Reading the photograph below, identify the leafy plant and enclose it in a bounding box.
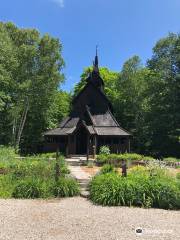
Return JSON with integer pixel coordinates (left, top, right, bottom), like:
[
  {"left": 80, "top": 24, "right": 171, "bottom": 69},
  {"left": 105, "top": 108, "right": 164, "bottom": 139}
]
[
  {"left": 12, "top": 178, "right": 45, "bottom": 199},
  {"left": 163, "top": 157, "right": 177, "bottom": 166},
  {"left": 51, "top": 177, "right": 80, "bottom": 197},
  {"left": 100, "top": 164, "right": 116, "bottom": 174},
  {"left": 99, "top": 146, "right": 110, "bottom": 155},
  {"left": 90, "top": 168, "right": 180, "bottom": 209},
  {"left": 176, "top": 172, "right": 180, "bottom": 180}
]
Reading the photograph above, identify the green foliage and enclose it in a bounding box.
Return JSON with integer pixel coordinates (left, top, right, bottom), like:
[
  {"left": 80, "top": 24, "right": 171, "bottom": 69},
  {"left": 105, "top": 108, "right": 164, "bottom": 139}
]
[
  {"left": 97, "top": 153, "right": 148, "bottom": 165},
  {"left": 100, "top": 164, "right": 116, "bottom": 174},
  {"left": 176, "top": 172, "right": 180, "bottom": 180},
  {"left": 57, "top": 155, "right": 70, "bottom": 177},
  {"left": 35, "top": 152, "right": 56, "bottom": 159},
  {"left": 163, "top": 157, "right": 178, "bottom": 164},
  {"left": 1, "top": 20, "right": 180, "bottom": 158},
  {"left": 143, "top": 156, "right": 155, "bottom": 162},
  {"left": 0, "top": 22, "right": 69, "bottom": 153},
  {"left": 90, "top": 168, "right": 180, "bottom": 209},
  {"left": 120, "top": 153, "right": 143, "bottom": 161},
  {"left": 0, "top": 147, "right": 74, "bottom": 198},
  {"left": 99, "top": 146, "right": 110, "bottom": 155},
  {"left": 0, "top": 146, "right": 18, "bottom": 161},
  {"left": 73, "top": 67, "right": 119, "bottom": 101},
  {"left": 12, "top": 178, "right": 46, "bottom": 199},
  {"left": 0, "top": 175, "right": 15, "bottom": 198},
  {"left": 73, "top": 33, "right": 180, "bottom": 158},
  {"left": 51, "top": 177, "right": 80, "bottom": 197},
  {"left": 47, "top": 91, "right": 70, "bottom": 129},
  {"left": 96, "top": 154, "right": 107, "bottom": 164},
  {"left": 11, "top": 159, "right": 53, "bottom": 179}
]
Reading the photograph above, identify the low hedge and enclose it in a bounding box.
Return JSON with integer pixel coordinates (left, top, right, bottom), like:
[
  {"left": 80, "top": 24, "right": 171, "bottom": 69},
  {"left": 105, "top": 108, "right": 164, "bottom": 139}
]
[
  {"left": 12, "top": 177, "right": 80, "bottom": 199},
  {"left": 90, "top": 168, "right": 180, "bottom": 209},
  {"left": 96, "top": 153, "right": 155, "bottom": 165}
]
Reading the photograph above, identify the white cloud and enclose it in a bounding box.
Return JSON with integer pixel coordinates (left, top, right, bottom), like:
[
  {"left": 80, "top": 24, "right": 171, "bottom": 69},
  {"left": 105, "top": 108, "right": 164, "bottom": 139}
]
[{"left": 51, "top": 0, "right": 64, "bottom": 8}]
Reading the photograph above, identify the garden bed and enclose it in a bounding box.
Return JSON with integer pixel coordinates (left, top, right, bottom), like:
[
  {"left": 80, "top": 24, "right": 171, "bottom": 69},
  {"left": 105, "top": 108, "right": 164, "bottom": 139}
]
[{"left": 0, "top": 147, "right": 80, "bottom": 199}]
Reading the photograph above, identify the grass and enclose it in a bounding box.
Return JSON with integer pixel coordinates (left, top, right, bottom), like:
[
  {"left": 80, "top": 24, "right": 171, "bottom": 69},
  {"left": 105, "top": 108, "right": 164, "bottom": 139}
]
[
  {"left": 90, "top": 165, "right": 180, "bottom": 210},
  {"left": 0, "top": 146, "right": 78, "bottom": 199}
]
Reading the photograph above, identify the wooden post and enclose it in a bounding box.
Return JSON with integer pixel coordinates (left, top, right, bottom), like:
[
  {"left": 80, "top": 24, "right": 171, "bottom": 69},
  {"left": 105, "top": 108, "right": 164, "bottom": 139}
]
[
  {"left": 128, "top": 138, "right": 131, "bottom": 153},
  {"left": 122, "top": 160, "right": 127, "bottom": 177},
  {"left": 87, "top": 135, "right": 90, "bottom": 163},
  {"left": 93, "top": 135, "right": 97, "bottom": 159},
  {"left": 55, "top": 147, "right": 60, "bottom": 182},
  {"left": 66, "top": 136, "right": 70, "bottom": 157}
]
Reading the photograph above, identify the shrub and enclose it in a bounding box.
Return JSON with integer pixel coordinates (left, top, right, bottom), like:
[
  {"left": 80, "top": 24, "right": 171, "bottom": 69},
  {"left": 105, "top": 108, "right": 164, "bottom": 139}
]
[
  {"left": 54, "top": 155, "right": 70, "bottom": 177},
  {"left": 11, "top": 159, "right": 53, "bottom": 179},
  {"left": 96, "top": 153, "right": 145, "bottom": 165},
  {"left": 96, "top": 154, "right": 108, "bottom": 164},
  {"left": 90, "top": 169, "right": 180, "bottom": 209},
  {"left": 0, "top": 175, "right": 15, "bottom": 198},
  {"left": 0, "top": 146, "right": 18, "bottom": 162},
  {"left": 129, "top": 165, "right": 148, "bottom": 175},
  {"left": 143, "top": 156, "right": 155, "bottom": 163},
  {"left": 163, "top": 157, "right": 178, "bottom": 167},
  {"left": 36, "top": 152, "right": 56, "bottom": 159},
  {"left": 99, "top": 146, "right": 110, "bottom": 155},
  {"left": 122, "top": 153, "right": 143, "bottom": 161},
  {"left": 100, "top": 164, "right": 116, "bottom": 174},
  {"left": 12, "top": 178, "right": 45, "bottom": 199},
  {"left": 176, "top": 172, "right": 180, "bottom": 180},
  {"left": 51, "top": 177, "right": 80, "bottom": 197}
]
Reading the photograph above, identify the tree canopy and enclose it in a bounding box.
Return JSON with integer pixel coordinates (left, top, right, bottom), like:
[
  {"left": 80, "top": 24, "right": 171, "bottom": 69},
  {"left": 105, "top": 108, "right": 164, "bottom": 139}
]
[
  {"left": 0, "top": 21, "right": 179, "bottom": 157},
  {"left": 74, "top": 35, "right": 180, "bottom": 157},
  {"left": 0, "top": 22, "right": 69, "bottom": 153}
]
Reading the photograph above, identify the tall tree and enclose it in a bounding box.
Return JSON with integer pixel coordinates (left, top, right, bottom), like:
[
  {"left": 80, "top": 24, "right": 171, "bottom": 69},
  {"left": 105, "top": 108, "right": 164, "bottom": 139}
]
[
  {"left": 0, "top": 22, "right": 66, "bottom": 153},
  {"left": 114, "top": 56, "right": 151, "bottom": 153},
  {"left": 146, "top": 33, "right": 180, "bottom": 157}
]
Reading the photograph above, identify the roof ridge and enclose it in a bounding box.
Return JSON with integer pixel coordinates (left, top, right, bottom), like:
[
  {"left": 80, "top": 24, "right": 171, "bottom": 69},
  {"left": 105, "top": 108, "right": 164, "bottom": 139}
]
[
  {"left": 85, "top": 106, "right": 98, "bottom": 134},
  {"left": 107, "top": 109, "right": 120, "bottom": 127},
  {"left": 60, "top": 117, "right": 70, "bottom": 129},
  {"left": 85, "top": 105, "right": 95, "bottom": 126}
]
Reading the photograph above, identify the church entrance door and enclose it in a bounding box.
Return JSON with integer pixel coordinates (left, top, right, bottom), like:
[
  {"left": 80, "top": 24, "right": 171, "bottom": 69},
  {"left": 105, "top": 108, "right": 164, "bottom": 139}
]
[{"left": 76, "top": 126, "right": 87, "bottom": 154}]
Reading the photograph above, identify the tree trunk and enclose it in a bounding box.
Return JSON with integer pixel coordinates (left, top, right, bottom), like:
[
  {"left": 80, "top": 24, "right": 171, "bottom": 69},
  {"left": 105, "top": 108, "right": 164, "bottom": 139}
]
[{"left": 15, "top": 97, "right": 29, "bottom": 153}]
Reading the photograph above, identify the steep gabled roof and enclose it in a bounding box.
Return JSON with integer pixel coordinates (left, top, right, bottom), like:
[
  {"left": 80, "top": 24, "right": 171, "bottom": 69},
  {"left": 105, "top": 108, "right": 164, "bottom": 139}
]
[
  {"left": 72, "top": 81, "right": 113, "bottom": 112},
  {"left": 90, "top": 110, "right": 118, "bottom": 127}
]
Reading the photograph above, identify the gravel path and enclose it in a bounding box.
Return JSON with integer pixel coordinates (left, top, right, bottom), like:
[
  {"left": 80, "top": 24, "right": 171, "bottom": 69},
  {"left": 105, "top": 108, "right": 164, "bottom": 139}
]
[{"left": 0, "top": 197, "right": 179, "bottom": 240}]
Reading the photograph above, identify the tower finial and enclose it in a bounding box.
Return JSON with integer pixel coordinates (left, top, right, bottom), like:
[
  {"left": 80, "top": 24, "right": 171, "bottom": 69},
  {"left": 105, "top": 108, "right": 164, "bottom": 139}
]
[{"left": 93, "top": 45, "right": 99, "bottom": 72}]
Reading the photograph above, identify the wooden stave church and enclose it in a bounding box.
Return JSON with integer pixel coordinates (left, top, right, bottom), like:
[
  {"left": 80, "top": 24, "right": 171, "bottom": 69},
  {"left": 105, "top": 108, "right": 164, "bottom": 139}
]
[{"left": 44, "top": 52, "right": 131, "bottom": 157}]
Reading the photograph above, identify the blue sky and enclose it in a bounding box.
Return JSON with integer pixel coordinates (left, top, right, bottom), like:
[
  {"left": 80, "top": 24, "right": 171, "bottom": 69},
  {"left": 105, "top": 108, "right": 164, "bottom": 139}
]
[{"left": 1, "top": 0, "right": 180, "bottom": 91}]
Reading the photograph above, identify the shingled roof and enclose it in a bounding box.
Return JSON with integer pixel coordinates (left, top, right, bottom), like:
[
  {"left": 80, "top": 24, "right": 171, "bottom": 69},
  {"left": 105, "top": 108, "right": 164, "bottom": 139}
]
[{"left": 45, "top": 108, "right": 130, "bottom": 137}]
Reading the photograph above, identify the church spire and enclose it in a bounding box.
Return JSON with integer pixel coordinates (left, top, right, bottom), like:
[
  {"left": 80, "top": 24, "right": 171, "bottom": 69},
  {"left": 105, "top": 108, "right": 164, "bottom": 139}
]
[
  {"left": 93, "top": 45, "right": 99, "bottom": 73},
  {"left": 88, "top": 46, "right": 104, "bottom": 90}
]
